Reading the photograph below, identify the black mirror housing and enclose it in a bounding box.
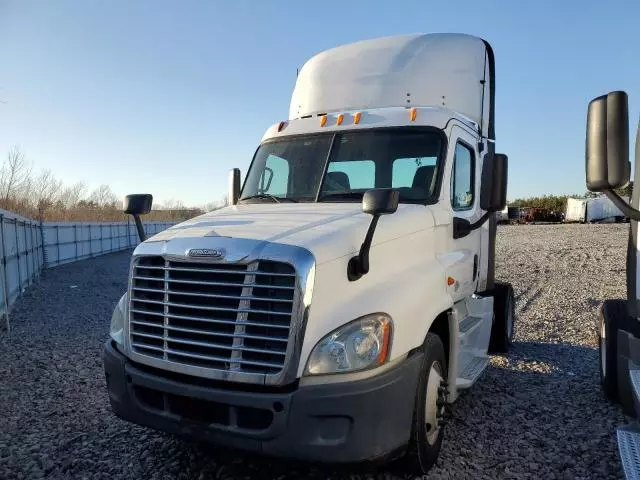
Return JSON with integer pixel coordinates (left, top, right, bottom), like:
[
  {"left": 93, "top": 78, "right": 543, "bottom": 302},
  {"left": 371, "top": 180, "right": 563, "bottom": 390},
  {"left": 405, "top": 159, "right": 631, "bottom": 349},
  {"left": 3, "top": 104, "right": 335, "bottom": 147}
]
[
  {"left": 362, "top": 188, "right": 400, "bottom": 215},
  {"left": 124, "top": 194, "right": 153, "bottom": 215},
  {"left": 348, "top": 188, "right": 400, "bottom": 281},
  {"left": 586, "top": 91, "right": 630, "bottom": 191},
  {"left": 229, "top": 168, "right": 241, "bottom": 205},
  {"left": 480, "top": 153, "right": 508, "bottom": 212}
]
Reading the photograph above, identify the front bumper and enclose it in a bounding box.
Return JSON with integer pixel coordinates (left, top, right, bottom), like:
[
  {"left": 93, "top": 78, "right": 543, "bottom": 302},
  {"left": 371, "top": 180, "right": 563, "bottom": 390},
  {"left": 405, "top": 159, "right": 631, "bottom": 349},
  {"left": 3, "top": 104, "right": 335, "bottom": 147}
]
[{"left": 103, "top": 340, "right": 422, "bottom": 463}]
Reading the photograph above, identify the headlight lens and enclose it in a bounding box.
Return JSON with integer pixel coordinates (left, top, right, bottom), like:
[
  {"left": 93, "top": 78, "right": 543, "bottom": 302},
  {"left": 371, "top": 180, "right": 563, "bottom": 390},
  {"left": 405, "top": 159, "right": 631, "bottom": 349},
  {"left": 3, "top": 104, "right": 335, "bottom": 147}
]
[
  {"left": 305, "top": 313, "right": 392, "bottom": 375},
  {"left": 110, "top": 293, "right": 128, "bottom": 346}
]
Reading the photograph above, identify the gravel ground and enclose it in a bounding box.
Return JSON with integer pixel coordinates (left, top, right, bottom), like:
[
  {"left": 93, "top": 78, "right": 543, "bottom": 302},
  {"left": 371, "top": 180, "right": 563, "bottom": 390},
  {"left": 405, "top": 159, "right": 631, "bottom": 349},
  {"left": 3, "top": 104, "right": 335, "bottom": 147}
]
[{"left": 0, "top": 224, "right": 631, "bottom": 479}]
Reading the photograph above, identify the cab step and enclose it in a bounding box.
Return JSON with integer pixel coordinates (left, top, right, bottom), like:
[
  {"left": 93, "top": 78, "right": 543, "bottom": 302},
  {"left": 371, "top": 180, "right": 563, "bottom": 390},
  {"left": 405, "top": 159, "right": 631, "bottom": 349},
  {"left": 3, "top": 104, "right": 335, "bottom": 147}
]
[
  {"left": 456, "top": 355, "right": 489, "bottom": 390},
  {"left": 617, "top": 424, "right": 640, "bottom": 480},
  {"left": 458, "top": 314, "right": 482, "bottom": 334}
]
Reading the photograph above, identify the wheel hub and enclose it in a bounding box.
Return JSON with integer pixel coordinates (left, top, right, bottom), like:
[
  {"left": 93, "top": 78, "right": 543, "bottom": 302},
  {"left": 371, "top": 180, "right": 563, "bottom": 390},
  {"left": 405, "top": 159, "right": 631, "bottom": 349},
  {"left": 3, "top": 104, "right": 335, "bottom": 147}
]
[{"left": 424, "top": 362, "right": 448, "bottom": 445}]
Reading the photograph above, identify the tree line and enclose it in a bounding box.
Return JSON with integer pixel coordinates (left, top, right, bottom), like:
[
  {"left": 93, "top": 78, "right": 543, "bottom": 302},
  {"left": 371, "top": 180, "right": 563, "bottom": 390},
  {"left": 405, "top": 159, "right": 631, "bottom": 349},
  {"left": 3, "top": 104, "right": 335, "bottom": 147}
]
[
  {"left": 1, "top": 146, "right": 224, "bottom": 222},
  {"left": 508, "top": 183, "right": 633, "bottom": 212}
]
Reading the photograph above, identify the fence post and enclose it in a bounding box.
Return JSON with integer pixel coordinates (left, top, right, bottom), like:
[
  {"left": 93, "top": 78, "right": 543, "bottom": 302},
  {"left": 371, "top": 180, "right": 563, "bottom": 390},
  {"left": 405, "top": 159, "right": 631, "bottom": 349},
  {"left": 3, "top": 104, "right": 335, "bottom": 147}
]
[
  {"left": 73, "top": 224, "right": 77, "bottom": 262},
  {"left": 54, "top": 224, "right": 60, "bottom": 267},
  {"left": 24, "top": 221, "right": 31, "bottom": 287},
  {"left": 39, "top": 221, "right": 47, "bottom": 268},
  {"left": 29, "top": 222, "right": 37, "bottom": 281},
  {"left": 89, "top": 224, "right": 93, "bottom": 258},
  {"left": 13, "top": 220, "right": 22, "bottom": 294},
  {"left": 0, "top": 216, "right": 10, "bottom": 334}
]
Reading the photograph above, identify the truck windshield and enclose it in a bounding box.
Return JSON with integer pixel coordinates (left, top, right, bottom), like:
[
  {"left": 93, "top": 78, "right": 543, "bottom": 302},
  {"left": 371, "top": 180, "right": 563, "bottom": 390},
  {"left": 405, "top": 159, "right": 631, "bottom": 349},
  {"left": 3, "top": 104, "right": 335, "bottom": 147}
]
[{"left": 240, "top": 128, "right": 443, "bottom": 204}]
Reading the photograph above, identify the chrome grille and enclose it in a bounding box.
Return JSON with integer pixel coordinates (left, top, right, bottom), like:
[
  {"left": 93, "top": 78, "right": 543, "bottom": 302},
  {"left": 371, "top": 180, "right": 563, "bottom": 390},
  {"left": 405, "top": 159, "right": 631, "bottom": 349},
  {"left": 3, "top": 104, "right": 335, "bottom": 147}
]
[{"left": 128, "top": 256, "right": 296, "bottom": 375}]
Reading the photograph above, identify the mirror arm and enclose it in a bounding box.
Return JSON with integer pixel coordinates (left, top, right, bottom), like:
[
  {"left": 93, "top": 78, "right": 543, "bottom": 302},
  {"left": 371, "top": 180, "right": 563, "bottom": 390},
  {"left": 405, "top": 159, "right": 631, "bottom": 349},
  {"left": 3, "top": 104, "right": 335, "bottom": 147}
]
[
  {"left": 132, "top": 214, "right": 146, "bottom": 242},
  {"left": 604, "top": 190, "right": 640, "bottom": 221},
  {"left": 348, "top": 215, "right": 380, "bottom": 281},
  {"left": 470, "top": 211, "right": 491, "bottom": 229},
  {"left": 453, "top": 211, "right": 491, "bottom": 239}
]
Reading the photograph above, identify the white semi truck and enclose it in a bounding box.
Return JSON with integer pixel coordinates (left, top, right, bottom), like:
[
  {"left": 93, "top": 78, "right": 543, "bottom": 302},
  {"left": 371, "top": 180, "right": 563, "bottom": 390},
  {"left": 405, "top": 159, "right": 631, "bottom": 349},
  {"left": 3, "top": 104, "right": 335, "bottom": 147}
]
[
  {"left": 104, "top": 33, "right": 514, "bottom": 473},
  {"left": 585, "top": 91, "right": 640, "bottom": 478}
]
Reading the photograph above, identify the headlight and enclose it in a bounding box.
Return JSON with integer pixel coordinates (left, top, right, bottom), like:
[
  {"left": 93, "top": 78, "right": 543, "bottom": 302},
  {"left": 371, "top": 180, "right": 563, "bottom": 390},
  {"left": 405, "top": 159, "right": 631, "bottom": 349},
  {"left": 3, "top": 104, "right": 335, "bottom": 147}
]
[
  {"left": 305, "top": 313, "right": 392, "bottom": 375},
  {"left": 110, "top": 293, "right": 128, "bottom": 346}
]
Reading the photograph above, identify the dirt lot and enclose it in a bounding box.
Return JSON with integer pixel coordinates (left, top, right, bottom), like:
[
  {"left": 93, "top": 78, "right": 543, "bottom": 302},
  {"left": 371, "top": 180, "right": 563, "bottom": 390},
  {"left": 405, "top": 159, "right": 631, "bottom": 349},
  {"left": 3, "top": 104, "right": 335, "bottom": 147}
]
[{"left": 0, "top": 224, "right": 630, "bottom": 479}]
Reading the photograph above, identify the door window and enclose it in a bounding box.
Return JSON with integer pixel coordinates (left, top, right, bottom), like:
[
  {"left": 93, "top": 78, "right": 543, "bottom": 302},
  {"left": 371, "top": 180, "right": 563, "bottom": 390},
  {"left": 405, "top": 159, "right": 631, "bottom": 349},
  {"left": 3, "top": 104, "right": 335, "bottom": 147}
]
[{"left": 451, "top": 143, "right": 475, "bottom": 210}]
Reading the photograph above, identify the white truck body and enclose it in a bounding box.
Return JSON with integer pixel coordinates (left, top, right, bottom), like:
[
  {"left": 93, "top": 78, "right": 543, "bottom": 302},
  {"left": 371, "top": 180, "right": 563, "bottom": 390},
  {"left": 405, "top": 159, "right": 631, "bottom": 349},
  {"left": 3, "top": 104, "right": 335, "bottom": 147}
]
[
  {"left": 104, "top": 33, "right": 512, "bottom": 472},
  {"left": 565, "top": 196, "right": 628, "bottom": 222}
]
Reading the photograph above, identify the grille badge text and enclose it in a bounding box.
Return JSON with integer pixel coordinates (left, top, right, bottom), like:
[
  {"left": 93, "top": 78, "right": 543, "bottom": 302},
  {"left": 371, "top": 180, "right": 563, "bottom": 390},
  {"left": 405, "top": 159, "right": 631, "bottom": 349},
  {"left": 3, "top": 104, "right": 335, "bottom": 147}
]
[{"left": 187, "top": 248, "right": 225, "bottom": 259}]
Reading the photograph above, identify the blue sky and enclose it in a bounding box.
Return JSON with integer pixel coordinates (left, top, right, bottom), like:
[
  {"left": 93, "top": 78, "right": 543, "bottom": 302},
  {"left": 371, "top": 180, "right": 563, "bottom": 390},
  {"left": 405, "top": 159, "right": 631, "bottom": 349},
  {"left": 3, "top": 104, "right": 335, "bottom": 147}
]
[{"left": 0, "top": 0, "right": 638, "bottom": 207}]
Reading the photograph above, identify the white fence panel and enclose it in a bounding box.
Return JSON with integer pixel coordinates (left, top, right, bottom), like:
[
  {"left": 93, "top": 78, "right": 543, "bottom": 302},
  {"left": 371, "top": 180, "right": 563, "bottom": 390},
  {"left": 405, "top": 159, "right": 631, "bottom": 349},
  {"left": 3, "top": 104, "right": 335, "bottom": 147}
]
[
  {"left": 0, "top": 209, "right": 45, "bottom": 332},
  {"left": 0, "top": 212, "right": 175, "bottom": 332},
  {"left": 42, "top": 221, "right": 175, "bottom": 268}
]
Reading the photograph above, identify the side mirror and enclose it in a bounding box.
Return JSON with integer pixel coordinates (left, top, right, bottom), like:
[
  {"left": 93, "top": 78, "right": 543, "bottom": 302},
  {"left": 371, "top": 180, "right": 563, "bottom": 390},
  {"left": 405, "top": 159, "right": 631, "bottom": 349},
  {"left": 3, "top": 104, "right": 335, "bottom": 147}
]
[
  {"left": 124, "top": 194, "right": 153, "bottom": 215},
  {"left": 348, "top": 188, "right": 399, "bottom": 281},
  {"left": 586, "top": 91, "right": 630, "bottom": 191},
  {"left": 228, "top": 168, "right": 241, "bottom": 205},
  {"left": 123, "top": 194, "right": 153, "bottom": 242},
  {"left": 362, "top": 188, "right": 400, "bottom": 215},
  {"left": 480, "top": 153, "right": 508, "bottom": 212}
]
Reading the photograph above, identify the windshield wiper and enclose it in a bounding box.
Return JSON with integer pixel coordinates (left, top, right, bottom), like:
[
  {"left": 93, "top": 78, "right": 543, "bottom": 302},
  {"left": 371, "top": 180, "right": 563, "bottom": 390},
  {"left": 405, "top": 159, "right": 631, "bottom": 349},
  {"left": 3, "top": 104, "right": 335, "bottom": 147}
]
[
  {"left": 318, "top": 192, "right": 364, "bottom": 202},
  {"left": 240, "top": 194, "right": 298, "bottom": 203}
]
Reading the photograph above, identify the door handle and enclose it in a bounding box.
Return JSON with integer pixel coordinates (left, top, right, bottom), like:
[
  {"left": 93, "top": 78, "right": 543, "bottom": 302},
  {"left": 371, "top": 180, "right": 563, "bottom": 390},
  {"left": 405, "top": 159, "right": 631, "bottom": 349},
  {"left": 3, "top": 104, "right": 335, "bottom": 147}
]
[{"left": 473, "top": 254, "right": 478, "bottom": 280}]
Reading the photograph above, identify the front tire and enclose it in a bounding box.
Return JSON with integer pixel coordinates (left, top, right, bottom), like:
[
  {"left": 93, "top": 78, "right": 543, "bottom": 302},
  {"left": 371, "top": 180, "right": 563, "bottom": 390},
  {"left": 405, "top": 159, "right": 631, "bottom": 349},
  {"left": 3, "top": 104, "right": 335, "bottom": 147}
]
[
  {"left": 489, "top": 282, "right": 515, "bottom": 354},
  {"left": 406, "top": 333, "right": 448, "bottom": 474},
  {"left": 599, "top": 300, "right": 621, "bottom": 402}
]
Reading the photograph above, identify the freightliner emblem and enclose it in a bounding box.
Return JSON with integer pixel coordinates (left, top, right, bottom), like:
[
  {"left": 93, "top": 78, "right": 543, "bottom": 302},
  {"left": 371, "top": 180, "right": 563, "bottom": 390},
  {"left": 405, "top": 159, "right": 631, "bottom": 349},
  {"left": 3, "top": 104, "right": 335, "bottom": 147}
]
[{"left": 187, "top": 248, "right": 225, "bottom": 259}]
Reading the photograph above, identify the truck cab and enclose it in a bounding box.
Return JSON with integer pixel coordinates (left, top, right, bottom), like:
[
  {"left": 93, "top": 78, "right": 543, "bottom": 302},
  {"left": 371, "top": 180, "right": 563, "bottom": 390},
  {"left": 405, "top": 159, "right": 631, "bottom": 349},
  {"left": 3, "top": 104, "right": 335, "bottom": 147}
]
[
  {"left": 584, "top": 91, "right": 640, "bottom": 478},
  {"left": 103, "top": 33, "right": 513, "bottom": 473}
]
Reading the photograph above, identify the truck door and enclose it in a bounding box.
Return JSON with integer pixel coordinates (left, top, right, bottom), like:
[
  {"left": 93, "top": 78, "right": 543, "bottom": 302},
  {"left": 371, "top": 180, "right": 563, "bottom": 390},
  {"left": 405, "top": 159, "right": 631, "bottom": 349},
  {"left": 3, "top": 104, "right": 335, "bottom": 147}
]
[{"left": 447, "top": 125, "right": 483, "bottom": 300}]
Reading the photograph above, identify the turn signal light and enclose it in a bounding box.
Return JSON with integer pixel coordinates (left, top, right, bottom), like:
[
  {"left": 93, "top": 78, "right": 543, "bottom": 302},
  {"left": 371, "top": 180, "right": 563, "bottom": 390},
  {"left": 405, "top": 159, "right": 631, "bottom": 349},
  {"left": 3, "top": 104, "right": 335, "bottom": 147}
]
[{"left": 447, "top": 276, "right": 455, "bottom": 286}]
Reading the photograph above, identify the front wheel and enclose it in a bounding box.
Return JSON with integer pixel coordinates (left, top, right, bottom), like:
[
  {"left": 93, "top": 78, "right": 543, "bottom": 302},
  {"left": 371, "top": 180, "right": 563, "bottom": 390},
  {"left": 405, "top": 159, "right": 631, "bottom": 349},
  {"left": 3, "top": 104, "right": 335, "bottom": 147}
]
[
  {"left": 405, "top": 333, "right": 448, "bottom": 474},
  {"left": 489, "top": 282, "right": 515, "bottom": 354},
  {"left": 599, "top": 300, "right": 621, "bottom": 402}
]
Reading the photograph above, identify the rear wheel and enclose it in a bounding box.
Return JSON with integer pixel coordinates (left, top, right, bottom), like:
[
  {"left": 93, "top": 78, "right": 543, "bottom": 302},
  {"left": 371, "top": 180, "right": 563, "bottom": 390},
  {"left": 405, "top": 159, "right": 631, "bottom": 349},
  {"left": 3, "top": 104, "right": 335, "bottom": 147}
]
[
  {"left": 600, "top": 300, "right": 621, "bottom": 402},
  {"left": 405, "top": 333, "right": 448, "bottom": 474},
  {"left": 489, "top": 282, "right": 515, "bottom": 354}
]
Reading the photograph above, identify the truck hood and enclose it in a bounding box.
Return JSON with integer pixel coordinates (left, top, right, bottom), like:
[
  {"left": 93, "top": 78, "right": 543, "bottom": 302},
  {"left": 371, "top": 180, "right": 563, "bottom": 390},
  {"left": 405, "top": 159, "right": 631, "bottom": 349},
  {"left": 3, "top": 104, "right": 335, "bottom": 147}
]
[{"left": 147, "top": 203, "right": 434, "bottom": 265}]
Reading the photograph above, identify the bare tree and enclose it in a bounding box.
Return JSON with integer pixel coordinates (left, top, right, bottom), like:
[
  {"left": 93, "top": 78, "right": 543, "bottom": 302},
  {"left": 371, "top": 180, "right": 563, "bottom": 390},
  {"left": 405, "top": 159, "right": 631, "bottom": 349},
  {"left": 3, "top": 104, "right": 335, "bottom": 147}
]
[
  {"left": 32, "top": 169, "right": 63, "bottom": 219},
  {"left": 59, "top": 181, "right": 88, "bottom": 208},
  {"left": 89, "top": 184, "right": 117, "bottom": 207},
  {"left": 1, "top": 146, "right": 31, "bottom": 203}
]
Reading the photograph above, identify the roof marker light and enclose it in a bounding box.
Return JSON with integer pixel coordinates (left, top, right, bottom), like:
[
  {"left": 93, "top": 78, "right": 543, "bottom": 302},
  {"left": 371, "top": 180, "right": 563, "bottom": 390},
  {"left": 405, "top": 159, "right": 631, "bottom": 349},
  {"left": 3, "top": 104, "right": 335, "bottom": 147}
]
[
  {"left": 277, "top": 121, "right": 287, "bottom": 132},
  {"left": 320, "top": 115, "right": 327, "bottom": 127},
  {"left": 336, "top": 114, "right": 344, "bottom": 126},
  {"left": 409, "top": 108, "right": 417, "bottom": 122},
  {"left": 353, "top": 112, "right": 362, "bottom": 124}
]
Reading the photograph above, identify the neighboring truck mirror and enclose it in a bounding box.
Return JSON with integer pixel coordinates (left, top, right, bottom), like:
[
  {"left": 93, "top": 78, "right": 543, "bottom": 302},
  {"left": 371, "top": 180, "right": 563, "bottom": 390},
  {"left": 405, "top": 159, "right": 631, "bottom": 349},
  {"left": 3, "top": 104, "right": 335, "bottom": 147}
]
[
  {"left": 586, "top": 91, "right": 630, "bottom": 191},
  {"left": 348, "top": 188, "right": 399, "bottom": 281},
  {"left": 480, "top": 153, "right": 508, "bottom": 212},
  {"left": 123, "top": 194, "right": 153, "bottom": 243},
  {"left": 583, "top": 90, "right": 640, "bottom": 221},
  {"left": 229, "top": 168, "right": 241, "bottom": 205}
]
